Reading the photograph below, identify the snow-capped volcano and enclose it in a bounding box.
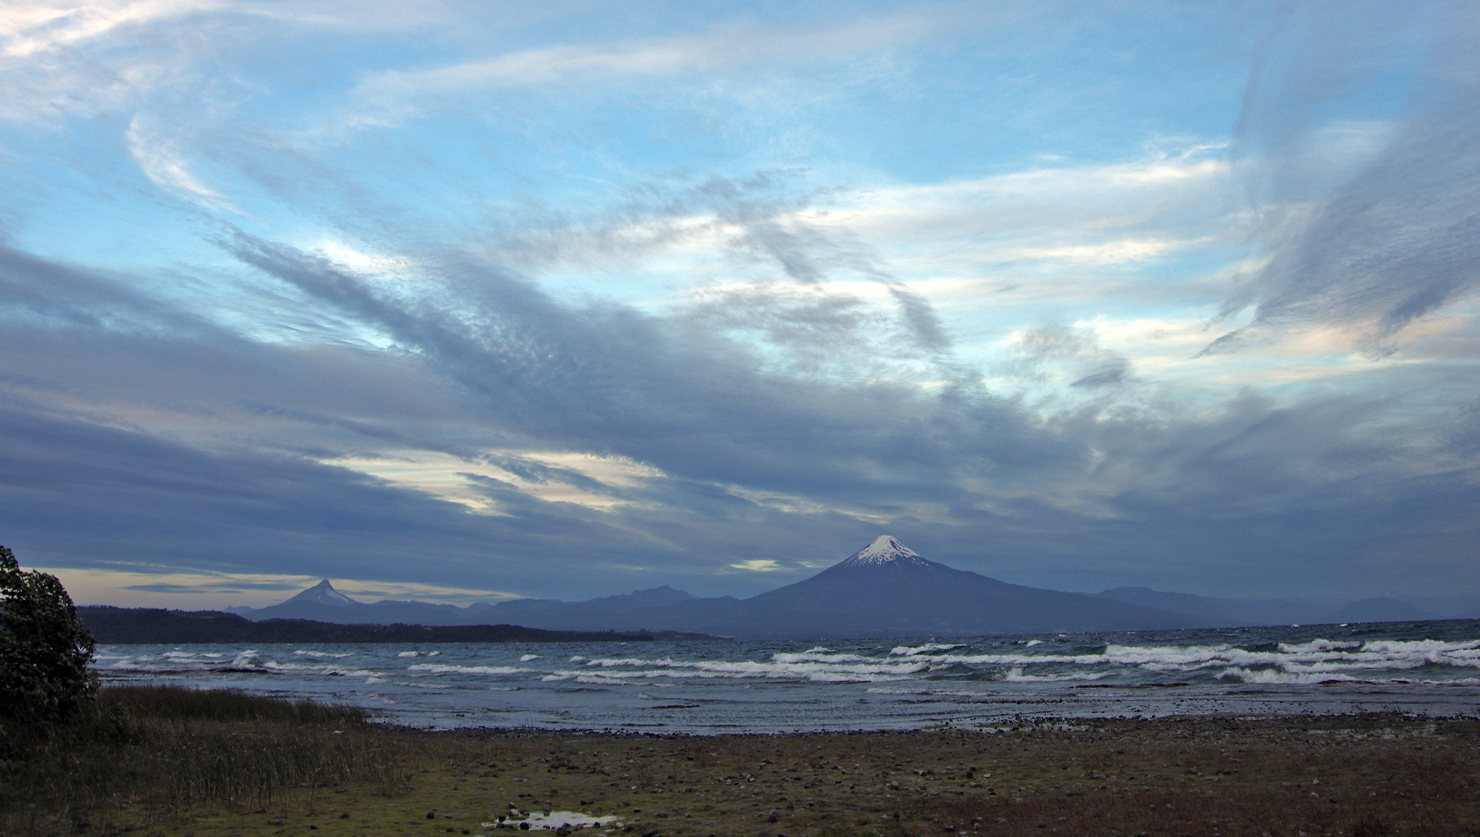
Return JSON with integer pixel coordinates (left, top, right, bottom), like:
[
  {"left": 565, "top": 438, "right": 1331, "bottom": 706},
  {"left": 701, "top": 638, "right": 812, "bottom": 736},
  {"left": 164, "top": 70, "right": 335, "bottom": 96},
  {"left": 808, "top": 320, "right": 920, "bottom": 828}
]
[
  {"left": 286, "top": 579, "right": 360, "bottom": 607},
  {"left": 836, "top": 535, "right": 931, "bottom": 569},
  {"left": 734, "top": 534, "right": 1205, "bottom": 637}
]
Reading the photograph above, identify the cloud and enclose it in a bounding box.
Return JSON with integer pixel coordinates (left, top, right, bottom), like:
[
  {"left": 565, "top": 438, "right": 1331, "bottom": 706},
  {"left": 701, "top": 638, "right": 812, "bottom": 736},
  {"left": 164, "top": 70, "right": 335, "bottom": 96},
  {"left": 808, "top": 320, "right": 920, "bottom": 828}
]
[
  {"left": 0, "top": 0, "right": 215, "bottom": 59},
  {"left": 1004, "top": 324, "right": 1133, "bottom": 392},
  {"left": 127, "top": 113, "right": 237, "bottom": 209},
  {"left": 227, "top": 230, "right": 1073, "bottom": 502},
  {"left": 1210, "top": 1, "right": 1480, "bottom": 354},
  {"left": 2, "top": 235, "right": 1478, "bottom": 600},
  {"left": 729, "top": 559, "right": 783, "bottom": 572},
  {"left": 2, "top": 2, "right": 1478, "bottom": 606},
  {"left": 345, "top": 15, "right": 932, "bottom": 126}
]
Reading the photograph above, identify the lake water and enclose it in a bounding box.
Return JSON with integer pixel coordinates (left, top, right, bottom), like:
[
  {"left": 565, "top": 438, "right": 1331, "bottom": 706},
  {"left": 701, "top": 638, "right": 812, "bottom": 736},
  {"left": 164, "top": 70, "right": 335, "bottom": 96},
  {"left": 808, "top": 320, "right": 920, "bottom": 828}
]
[{"left": 95, "top": 619, "right": 1480, "bottom": 733}]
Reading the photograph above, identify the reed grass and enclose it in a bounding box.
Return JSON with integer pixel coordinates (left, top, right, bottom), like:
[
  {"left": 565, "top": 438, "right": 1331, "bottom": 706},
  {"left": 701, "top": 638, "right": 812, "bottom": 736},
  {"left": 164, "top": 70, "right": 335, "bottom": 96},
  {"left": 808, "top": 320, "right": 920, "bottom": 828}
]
[
  {"left": 97, "top": 683, "right": 369, "bottom": 723},
  {"left": 0, "top": 685, "right": 410, "bottom": 836}
]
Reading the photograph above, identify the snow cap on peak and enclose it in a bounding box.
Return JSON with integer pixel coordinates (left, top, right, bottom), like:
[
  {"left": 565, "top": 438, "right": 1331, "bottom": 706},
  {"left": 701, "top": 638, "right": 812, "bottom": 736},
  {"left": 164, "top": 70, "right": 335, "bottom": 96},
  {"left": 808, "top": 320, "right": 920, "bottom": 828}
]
[
  {"left": 839, "top": 535, "right": 926, "bottom": 567},
  {"left": 288, "top": 578, "right": 359, "bottom": 606}
]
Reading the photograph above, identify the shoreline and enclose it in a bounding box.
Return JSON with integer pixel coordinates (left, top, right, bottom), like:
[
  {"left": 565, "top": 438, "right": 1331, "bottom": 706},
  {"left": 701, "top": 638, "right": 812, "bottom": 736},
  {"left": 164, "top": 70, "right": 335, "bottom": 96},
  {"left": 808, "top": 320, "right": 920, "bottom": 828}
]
[
  {"left": 90, "top": 623, "right": 1480, "bottom": 735},
  {"left": 84, "top": 710, "right": 1480, "bottom": 836},
  {"left": 95, "top": 666, "right": 1480, "bottom": 736}
]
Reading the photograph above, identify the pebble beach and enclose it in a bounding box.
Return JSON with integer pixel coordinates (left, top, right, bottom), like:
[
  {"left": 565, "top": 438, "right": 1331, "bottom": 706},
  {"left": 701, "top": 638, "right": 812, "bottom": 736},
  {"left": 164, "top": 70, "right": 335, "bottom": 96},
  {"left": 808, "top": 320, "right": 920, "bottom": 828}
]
[{"left": 117, "top": 713, "right": 1479, "bottom": 837}]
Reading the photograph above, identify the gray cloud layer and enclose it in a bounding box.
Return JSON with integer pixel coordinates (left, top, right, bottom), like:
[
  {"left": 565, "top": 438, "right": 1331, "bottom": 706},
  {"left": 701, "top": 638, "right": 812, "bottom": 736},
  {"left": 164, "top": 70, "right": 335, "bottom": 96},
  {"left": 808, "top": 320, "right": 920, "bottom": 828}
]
[
  {"left": 1211, "top": 1, "right": 1480, "bottom": 354},
  {"left": 1, "top": 2, "right": 1477, "bottom": 603},
  {"left": 4, "top": 218, "right": 1477, "bottom": 599}
]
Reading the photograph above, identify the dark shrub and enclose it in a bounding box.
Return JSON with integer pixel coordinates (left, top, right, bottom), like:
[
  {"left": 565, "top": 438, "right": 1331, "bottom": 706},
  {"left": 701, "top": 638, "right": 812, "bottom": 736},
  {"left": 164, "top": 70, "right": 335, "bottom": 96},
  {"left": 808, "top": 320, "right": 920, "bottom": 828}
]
[{"left": 0, "top": 545, "right": 97, "bottom": 721}]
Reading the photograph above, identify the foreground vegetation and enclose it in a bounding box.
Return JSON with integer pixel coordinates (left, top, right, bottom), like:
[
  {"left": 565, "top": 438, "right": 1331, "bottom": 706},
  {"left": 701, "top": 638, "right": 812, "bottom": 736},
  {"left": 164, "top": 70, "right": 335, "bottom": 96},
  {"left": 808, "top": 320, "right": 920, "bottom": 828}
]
[
  {"left": 1, "top": 545, "right": 97, "bottom": 723},
  {"left": 0, "top": 685, "right": 407, "bottom": 835},
  {"left": 4, "top": 687, "right": 1479, "bottom": 837}
]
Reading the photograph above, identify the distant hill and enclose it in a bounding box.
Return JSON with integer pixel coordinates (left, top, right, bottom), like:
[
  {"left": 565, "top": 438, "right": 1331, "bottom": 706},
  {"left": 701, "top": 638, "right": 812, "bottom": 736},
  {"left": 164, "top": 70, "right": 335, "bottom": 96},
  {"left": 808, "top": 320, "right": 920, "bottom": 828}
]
[
  {"left": 237, "top": 580, "right": 498, "bottom": 626},
  {"left": 486, "top": 585, "right": 730, "bottom": 632},
  {"left": 77, "top": 606, "right": 708, "bottom": 644},
  {"left": 1321, "top": 596, "right": 1436, "bottom": 625},
  {"left": 1096, "top": 587, "right": 1457, "bottom": 628},
  {"left": 1097, "top": 587, "right": 1327, "bottom": 627}
]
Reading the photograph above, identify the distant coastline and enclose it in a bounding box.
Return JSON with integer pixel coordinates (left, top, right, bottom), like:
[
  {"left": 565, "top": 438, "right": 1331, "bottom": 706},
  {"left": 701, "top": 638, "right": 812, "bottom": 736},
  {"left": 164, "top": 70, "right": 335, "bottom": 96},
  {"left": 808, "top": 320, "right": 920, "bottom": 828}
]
[
  {"left": 187, "top": 540, "right": 1471, "bottom": 640},
  {"left": 77, "top": 605, "right": 717, "bottom": 644}
]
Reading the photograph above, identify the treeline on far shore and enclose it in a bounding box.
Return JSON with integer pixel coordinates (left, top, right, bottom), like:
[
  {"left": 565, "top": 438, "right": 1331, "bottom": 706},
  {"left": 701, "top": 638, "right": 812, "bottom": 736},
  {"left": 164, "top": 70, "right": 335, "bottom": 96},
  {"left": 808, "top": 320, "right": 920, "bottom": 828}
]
[{"left": 76, "top": 606, "right": 714, "bottom": 644}]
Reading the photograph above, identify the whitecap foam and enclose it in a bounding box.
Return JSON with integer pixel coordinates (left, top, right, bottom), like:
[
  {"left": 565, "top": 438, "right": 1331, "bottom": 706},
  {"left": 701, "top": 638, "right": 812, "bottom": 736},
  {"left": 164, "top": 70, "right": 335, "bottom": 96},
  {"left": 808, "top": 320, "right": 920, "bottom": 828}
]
[
  {"left": 1278, "top": 639, "right": 1363, "bottom": 654},
  {"left": 1217, "top": 667, "right": 1363, "bottom": 685},
  {"left": 227, "top": 651, "right": 264, "bottom": 669},
  {"left": 890, "top": 643, "right": 964, "bottom": 656},
  {"left": 406, "top": 664, "right": 527, "bottom": 675},
  {"left": 562, "top": 655, "right": 930, "bottom": 683},
  {"left": 1002, "top": 667, "right": 1113, "bottom": 683},
  {"left": 771, "top": 650, "right": 876, "bottom": 664}
]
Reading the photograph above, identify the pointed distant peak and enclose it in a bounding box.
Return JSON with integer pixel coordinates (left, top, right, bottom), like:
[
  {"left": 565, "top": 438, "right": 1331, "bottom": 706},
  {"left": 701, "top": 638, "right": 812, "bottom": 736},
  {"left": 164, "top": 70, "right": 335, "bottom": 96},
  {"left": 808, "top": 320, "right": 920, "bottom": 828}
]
[
  {"left": 285, "top": 578, "right": 359, "bottom": 607},
  {"left": 837, "top": 536, "right": 929, "bottom": 568}
]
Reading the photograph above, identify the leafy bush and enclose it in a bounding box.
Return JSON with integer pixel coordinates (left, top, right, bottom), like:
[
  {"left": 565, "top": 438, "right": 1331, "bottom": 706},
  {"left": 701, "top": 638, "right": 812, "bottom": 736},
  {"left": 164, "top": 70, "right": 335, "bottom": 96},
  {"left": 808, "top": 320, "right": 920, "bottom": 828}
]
[{"left": 0, "top": 545, "right": 97, "bottom": 721}]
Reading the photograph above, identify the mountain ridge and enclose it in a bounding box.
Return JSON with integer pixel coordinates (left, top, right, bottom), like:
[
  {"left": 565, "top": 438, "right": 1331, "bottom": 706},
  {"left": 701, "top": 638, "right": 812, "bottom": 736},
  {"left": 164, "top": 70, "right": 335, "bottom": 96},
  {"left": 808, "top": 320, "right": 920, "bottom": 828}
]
[
  {"left": 230, "top": 538, "right": 1207, "bottom": 637},
  {"left": 200, "top": 537, "right": 1472, "bottom": 638}
]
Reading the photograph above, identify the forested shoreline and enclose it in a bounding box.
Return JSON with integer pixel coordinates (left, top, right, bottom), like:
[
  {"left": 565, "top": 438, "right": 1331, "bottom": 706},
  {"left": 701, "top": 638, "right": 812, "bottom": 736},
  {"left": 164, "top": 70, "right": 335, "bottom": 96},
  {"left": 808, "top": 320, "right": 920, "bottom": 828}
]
[{"left": 77, "top": 606, "right": 711, "bottom": 644}]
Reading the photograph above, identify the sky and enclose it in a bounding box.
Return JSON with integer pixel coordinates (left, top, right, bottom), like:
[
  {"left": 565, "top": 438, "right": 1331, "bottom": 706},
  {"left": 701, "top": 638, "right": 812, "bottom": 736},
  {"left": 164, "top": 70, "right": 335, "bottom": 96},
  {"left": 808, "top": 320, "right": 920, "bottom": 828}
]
[{"left": 2, "top": 0, "right": 1478, "bottom": 610}]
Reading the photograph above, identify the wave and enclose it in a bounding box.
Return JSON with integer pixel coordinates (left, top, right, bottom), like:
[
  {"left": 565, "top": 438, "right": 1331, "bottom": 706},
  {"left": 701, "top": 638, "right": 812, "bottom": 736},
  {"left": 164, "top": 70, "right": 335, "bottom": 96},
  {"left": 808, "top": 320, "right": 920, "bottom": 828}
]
[
  {"left": 1277, "top": 639, "right": 1363, "bottom": 654},
  {"left": 560, "top": 655, "right": 932, "bottom": 683},
  {"left": 1002, "top": 667, "right": 1113, "bottom": 683},
  {"left": 1216, "top": 667, "right": 1368, "bottom": 685},
  {"left": 91, "top": 629, "right": 1480, "bottom": 718},
  {"left": 406, "top": 664, "right": 530, "bottom": 675},
  {"left": 890, "top": 643, "right": 964, "bottom": 656},
  {"left": 771, "top": 650, "right": 877, "bottom": 664},
  {"left": 501, "top": 636, "right": 1480, "bottom": 689}
]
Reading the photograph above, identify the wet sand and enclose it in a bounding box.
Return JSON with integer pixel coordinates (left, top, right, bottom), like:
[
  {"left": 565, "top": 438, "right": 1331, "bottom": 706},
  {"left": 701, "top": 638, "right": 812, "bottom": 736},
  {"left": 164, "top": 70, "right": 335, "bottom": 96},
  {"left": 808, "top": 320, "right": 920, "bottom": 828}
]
[{"left": 104, "top": 714, "right": 1480, "bottom": 836}]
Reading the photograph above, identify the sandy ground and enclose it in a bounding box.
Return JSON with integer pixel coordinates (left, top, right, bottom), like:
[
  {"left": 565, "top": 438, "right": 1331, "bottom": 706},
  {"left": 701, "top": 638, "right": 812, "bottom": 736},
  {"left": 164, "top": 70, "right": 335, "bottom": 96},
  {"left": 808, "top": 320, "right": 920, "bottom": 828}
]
[{"left": 94, "top": 714, "right": 1480, "bottom": 837}]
